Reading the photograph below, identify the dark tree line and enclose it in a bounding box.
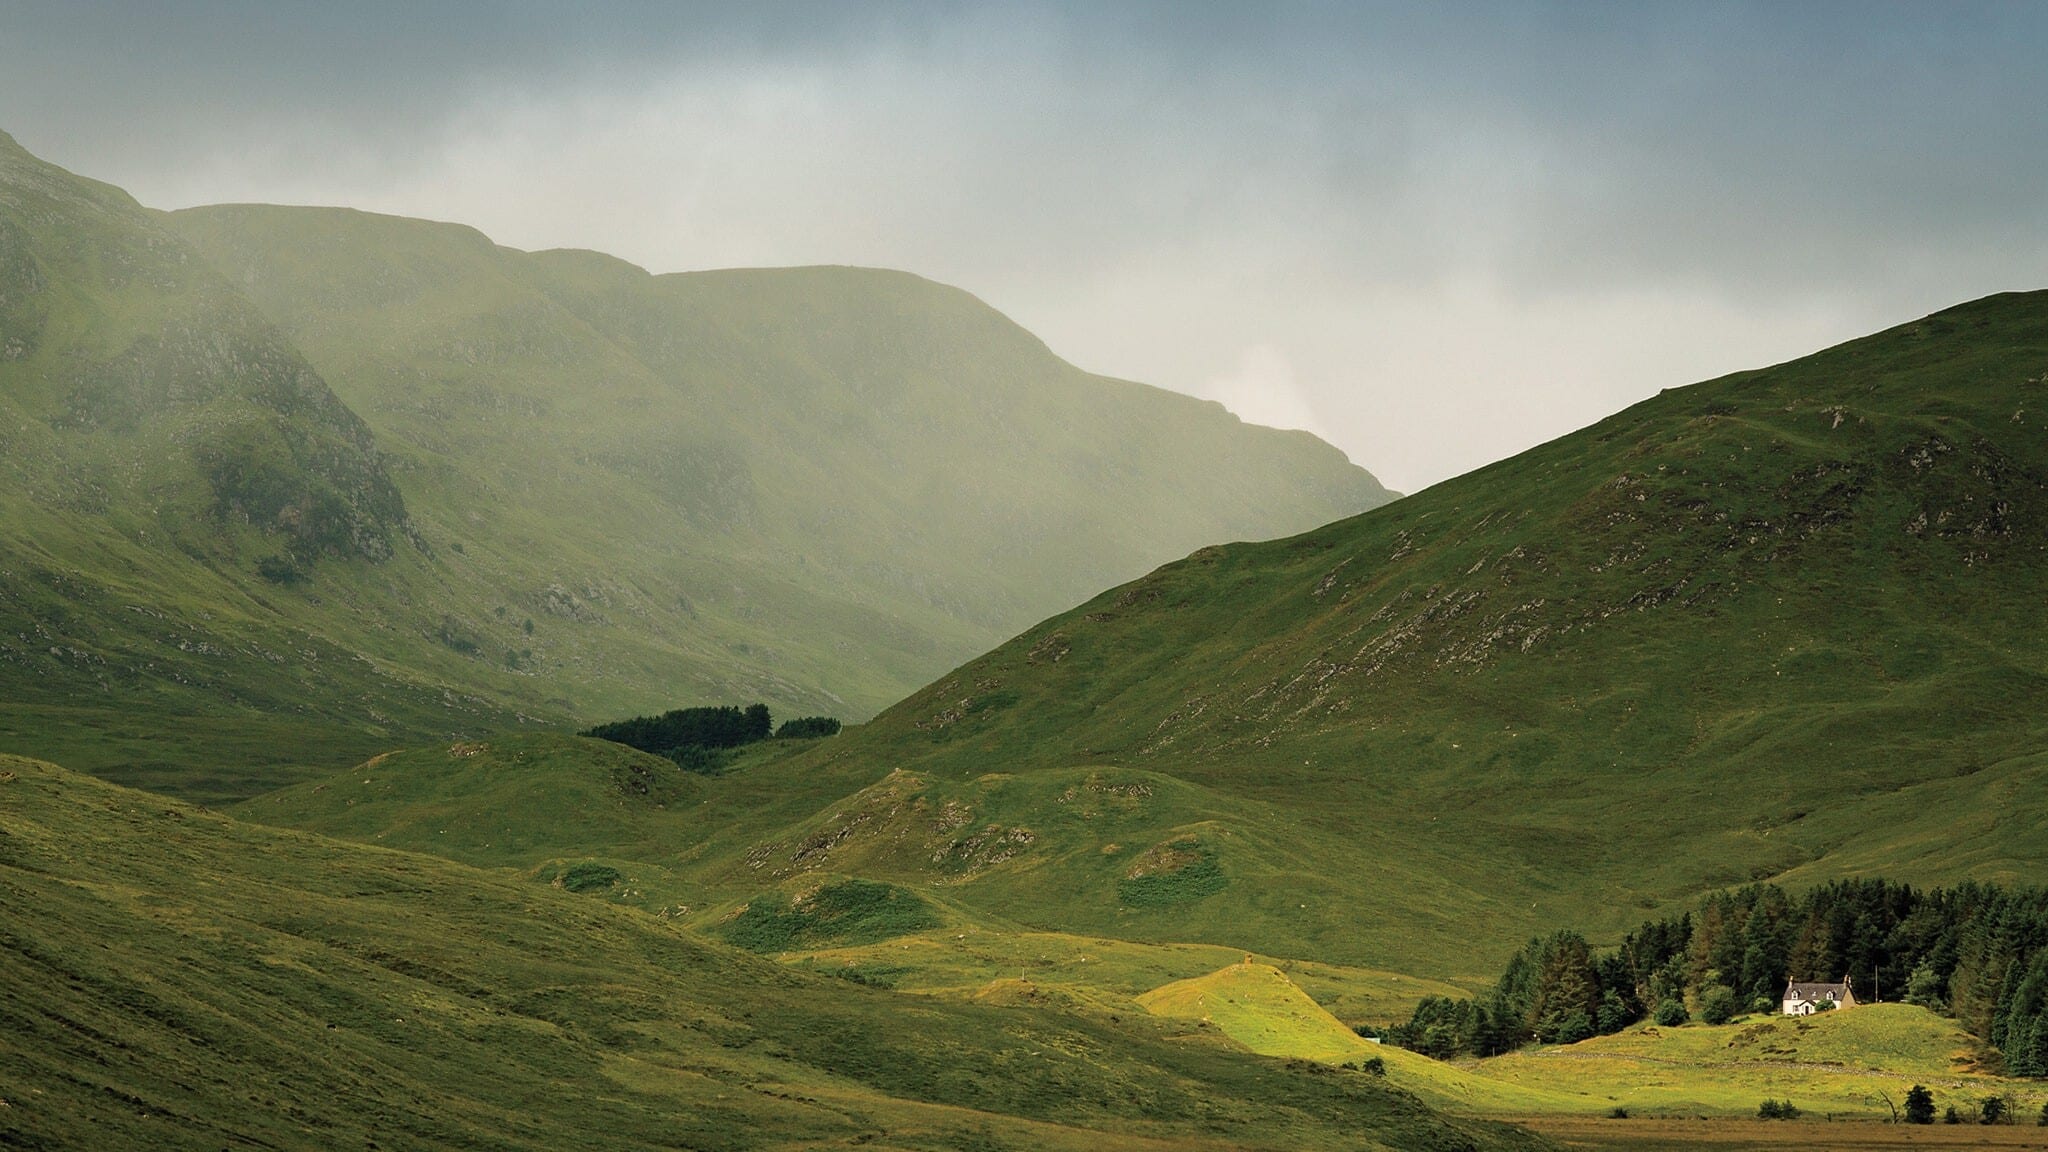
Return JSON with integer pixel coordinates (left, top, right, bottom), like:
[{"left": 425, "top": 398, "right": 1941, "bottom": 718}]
[
  {"left": 584, "top": 703, "right": 773, "bottom": 755},
  {"left": 583, "top": 703, "right": 842, "bottom": 771},
  {"left": 1386, "top": 879, "right": 2048, "bottom": 1075}
]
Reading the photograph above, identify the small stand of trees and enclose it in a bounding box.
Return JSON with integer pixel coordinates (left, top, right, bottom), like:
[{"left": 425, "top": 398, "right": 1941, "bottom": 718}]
[
  {"left": 582, "top": 702, "right": 839, "bottom": 771},
  {"left": 1385, "top": 879, "right": 2048, "bottom": 1074}
]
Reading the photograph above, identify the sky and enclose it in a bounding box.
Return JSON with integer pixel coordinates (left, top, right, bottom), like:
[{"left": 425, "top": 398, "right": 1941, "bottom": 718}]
[{"left": 4, "top": 1, "right": 2046, "bottom": 493}]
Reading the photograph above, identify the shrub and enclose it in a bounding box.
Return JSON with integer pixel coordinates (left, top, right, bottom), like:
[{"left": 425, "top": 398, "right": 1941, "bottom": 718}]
[
  {"left": 1116, "top": 841, "right": 1227, "bottom": 908},
  {"left": 719, "top": 880, "right": 941, "bottom": 953},
  {"left": 557, "top": 863, "right": 622, "bottom": 893},
  {"left": 1653, "top": 998, "right": 1689, "bottom": 1027},
  {"left": 1904, "top": 1085, "right": 1935, "bottom": 1124},
  {"left": 1980, "top": 1096, "right": 2006, "bottom": 1125},
  {"left": 1758, "top": 1099, "right": 1800, "bottom": 1120},
  {"left": 256, "top": 553, "right": 305, "bottom": 584},
  {"left": 1350, "top": 1056, "right": 1386, "bottom": 1076},
  {"left": 1944, "top": 1105, "right": 1961, "bottom": 1125},
  {"left": 1606, "top": 1106, "right": 1629, "bottom": 1119},
  {"left": 1698, "top": 984, "right": 1740, "bottom": 1025},
  {"left": 1900, "top": 1082, "right": 1933, "bottom": 1123}
]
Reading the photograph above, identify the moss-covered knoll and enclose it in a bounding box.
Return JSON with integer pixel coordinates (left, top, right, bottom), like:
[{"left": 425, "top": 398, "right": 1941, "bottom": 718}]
[{"left": 0, "top": 753, "right": 1542, "bottom": 1152}]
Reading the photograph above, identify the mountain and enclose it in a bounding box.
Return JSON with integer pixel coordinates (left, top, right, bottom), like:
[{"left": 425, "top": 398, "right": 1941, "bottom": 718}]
[
  {"left": 0, "top": 130, "right": 1391, "bottom": 801},
  {"left": 164, "top": 204, "right": 1391, "bottom": 710},
  {"left": 755, "top": 290, "right": 2048, "bottom": 972},
  {"left": 260, "top": 291, "right": 2048, "bottom": 981},
  {"left": 0, "top": 130, "right": 489, "bottom": 799},
  {"left": 0, "top": 752, "right": 1538, "bottom": 1152}
]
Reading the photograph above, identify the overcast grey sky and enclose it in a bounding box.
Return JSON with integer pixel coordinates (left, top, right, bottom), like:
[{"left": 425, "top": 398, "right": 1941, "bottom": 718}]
[{"left": 5, "top": 2, "right": 2045, "bottom": 492}]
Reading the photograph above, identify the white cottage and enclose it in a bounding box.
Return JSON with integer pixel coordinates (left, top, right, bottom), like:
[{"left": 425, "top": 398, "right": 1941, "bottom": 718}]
[{"left": 1781, "top": 977, "right": 1856, "bottom": 1015}]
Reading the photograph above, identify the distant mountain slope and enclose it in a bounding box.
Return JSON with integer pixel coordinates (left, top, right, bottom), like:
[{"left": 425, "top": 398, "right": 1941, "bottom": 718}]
[
  {"left": 681, "top": 292, "right": 2048, "bottom": 971},
  {"left": 0, "top": 130, "right": 1391, "bottom": 800},
  {"left": 165, "top": 205, "right": 1390, "bottom": 679},
  {"left": 0, "top": 129, "right": 511, "bottom": 797},
  {"left": 0, "top": 752, "right": 1538, "bottom": 1152}
]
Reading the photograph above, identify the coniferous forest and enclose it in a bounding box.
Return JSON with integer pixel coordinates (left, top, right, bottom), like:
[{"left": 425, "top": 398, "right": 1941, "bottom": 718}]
[{"left": 1391, "top": 880, "right": 2048, "bottom": 1075}]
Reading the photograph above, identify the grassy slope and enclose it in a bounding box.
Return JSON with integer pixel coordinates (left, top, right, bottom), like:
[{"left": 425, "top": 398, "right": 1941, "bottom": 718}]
[
  {"left": 0, "top": 131, "right": 1391, "bottom": 802},
  {"left": 0, "top": 129, "right": 543, "bottom": 801},
  {"left": 1135, "top": 966, "right": 2048, "bottom": 1122},
  {"left": 0, "top": 752, "right": 1543, "bottom": 1152},
  {"left": 1137, "top": 964, "right": 1581, "bottom": 1114},
  {"left": 1473, "top": 1005, "right": 2048, "bottom": 1120},
  {"left": 667, "top": 291, "right": 2048, "bottom": 974}
]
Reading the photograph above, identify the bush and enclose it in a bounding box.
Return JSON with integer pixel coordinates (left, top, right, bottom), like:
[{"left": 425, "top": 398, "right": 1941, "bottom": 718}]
[
  {"left": 1606, "top": 1106, "right": 1629, "bottom": 1119},
  {"left": 1758, "top": 1099, "right": 1800, "bottom": 1120},
  {"left": 1944, "top": 1105, "right": 1961, "bottom": 1125},
  {"left": 1905, "top": 1085, "right": 1936, "bottom": 1125},
  {"left": 256, "top": 553, "right": 305, "bottom": 584},
  {"left": 1348, "top": 1056, "right": 1386, "bottom": 1076},
  {"left": 1981, "top": 1096, "right": 2006, "bottom": 1125},
  {"left": 1653, "top": 998, "right": 1690, "bottom": 1027},
  {"left": 556, "top": 862, "right": 623, "bottom": 893},
  {"left": 1698, "top": 984, "right": 1740, "bottom": 1025},
  {"left": 719, "top": 880, "right": 941, "bottom": 953},
  {"left": 2037, "top": 1100, "right": 2047, "bottom": 1126}
]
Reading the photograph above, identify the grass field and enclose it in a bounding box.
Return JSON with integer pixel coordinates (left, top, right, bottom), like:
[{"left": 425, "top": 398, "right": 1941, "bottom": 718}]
[
  {"left": 1123, "top": 963, "right": 2048, "bottom": 1126},
  {"left": 1514, "top": 1115, "right": 2048, "bottom": 1151},
  {"left": 1473, "top": 1005, "right": 2047, "bottom": 1121}
]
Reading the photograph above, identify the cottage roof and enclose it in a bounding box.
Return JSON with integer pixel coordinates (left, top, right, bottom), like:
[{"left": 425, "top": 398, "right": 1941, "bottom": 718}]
[{"left": 1783, "top": 980, "right": 1850, "bottom": 1000}]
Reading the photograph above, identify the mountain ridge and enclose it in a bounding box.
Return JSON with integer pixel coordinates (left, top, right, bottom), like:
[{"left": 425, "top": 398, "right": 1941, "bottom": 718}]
[{"left": 0, "top": 132, "right": 1394, "bottom": 800}]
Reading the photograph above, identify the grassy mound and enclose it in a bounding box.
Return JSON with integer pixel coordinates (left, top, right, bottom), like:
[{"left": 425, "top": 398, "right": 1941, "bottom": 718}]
[
  {"left": 1136, "top": 963, "right": 1581, "bottom": 1113},
  {"left": 719, "top": 880, "right": 944, "bottom": 953},
  {"left": 235, "top": 733, "right": 708, "bottom": 866}
]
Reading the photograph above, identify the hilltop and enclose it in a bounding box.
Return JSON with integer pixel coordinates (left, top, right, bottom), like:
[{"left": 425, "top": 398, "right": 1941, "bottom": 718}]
[{"left": 0, "top": 130, "right": 1391, "bottom": 800}]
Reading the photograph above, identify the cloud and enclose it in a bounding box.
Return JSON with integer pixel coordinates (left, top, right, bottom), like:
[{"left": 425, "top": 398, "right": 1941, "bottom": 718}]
[
  {"left": 4, "top": 2, "right": 2044, "bottom": 492},
  {"left": 1200, "top": 346, "right": 1328, "bottom": 440}
]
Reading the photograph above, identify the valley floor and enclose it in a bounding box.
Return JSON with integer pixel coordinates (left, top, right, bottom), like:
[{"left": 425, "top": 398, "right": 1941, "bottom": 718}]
[{"left": 1515, "top": 1115, "right": 2048, "bottom": 1151}]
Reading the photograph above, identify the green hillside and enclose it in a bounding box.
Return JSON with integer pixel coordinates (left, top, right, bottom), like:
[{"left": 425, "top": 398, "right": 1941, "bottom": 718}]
[
  {"left": 0, "top": 130, "right": 1390, "bottom": 801},
  {"left": 0, "top": 129, "right": 535, "bottom": 799},
  {"left": 0, "top": 752, "right": 1540, "bottom": 1152},
  {"left": 162, "top": 202, "right": 1390, "bottom": 713},
  {"left": 611, "top": 290, "right": 2048, "bottom": 976}
]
